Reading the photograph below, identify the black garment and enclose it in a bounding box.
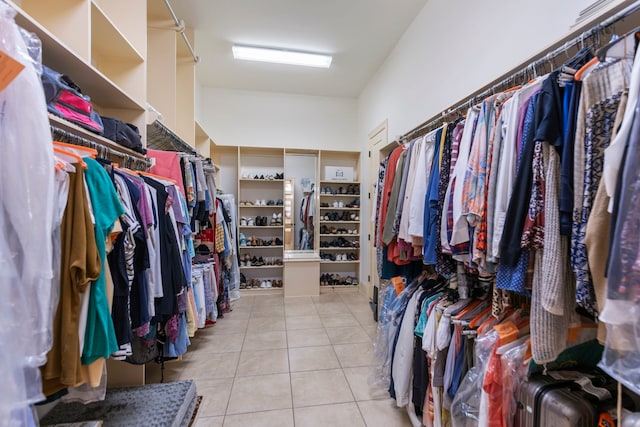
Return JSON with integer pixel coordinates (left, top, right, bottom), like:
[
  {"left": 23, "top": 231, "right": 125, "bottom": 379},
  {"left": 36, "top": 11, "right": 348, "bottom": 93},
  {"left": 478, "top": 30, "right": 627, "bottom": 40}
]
[
  {"left": 533, "top": 70, "right": 564, "bottom": 150},
  {"left": 560, "top": 80, "right": 583, "bottom": 236},
  {"left": 499, "top": 92, "right": 540, "bottom": 266},
  {"left": 120, "top": 173, "right": 151, "bottom": 329},
  {"left": 143, "top": 177, "right": 186, "bottom": 320},
  {"left": 108, "top": 222, "right": 133, "bottom": 347},
  {"left": 412, "top": 290, "right": 432, "bottom": 415},
  {"left": 412, "top": 336, "right": 428, "bottom": 417}
]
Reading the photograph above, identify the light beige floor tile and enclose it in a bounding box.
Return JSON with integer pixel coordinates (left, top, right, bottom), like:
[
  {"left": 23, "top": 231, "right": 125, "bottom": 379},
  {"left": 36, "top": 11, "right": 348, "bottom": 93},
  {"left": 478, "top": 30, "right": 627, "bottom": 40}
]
[
  {"left": 313, "top": 294, "right": 343, "bottom": 303},
  {"left": 251, "top": 305, "right": 285, "bottom": 318},
  {"left": 321, "top": 314, "right": 360, "bottom": 328},
  {"left": 231, "top": 296, "right": 254, "bottom": 309},
  {"left": 226, "top": 373, "right": 292, "bottom": 415},
  {"left": 291, "top": 369, "right": 354, "bottom": 407},
  {"left": 195, "top": 378, "right": 234, "bottom": 417},
  {"left": 315, "top": 302, "right": 349, "bottom": 315},
  {"left": 357, "top": 399, "right": 413, "bottom": 427},
  {"left": 286, "top": 315, "right": 323, "bottom": 330},
  {"left": 252, "top": 295, "right": 285, "bottom": 308},
  {"left": 222, "top": 409, "right": 294, "bottom": 427},
  {"left": 289, "top": 345, "right": 340, "bottom": 372},
  {"left": 325, "top": 326, "right": 371, "bottom": 345},
  {"left": 179, "top": 352, "right": 240, "bottom": 379},
  {"left": 242, "top": 330, "right": 287, "bottom": 351},
  {"left": 209, "top": 319, "right": 249, "bottom": 336},
  {"left": 194, "top": 416, "right": 224, "bottom": 427},
  {"left": 284, "top": 303, "right": 317, "bottom": 317},
  {"left": 334, "top": 343, "right": 374, "bottom": 368},
  {"left": 287, "top": 328, "right": 331, "bottom": 348},
  {"left": 237, "top": 348, "right": 289, "bottom": 377},
  {"left": 247, "top": 316, "right": 286, "bottom": 334},
  {"left": 293, "top": 402, "right": 366, "bottom": 427},
  {"left": 353, "top": 311, "right": 376, "bottom": 327},
  {"left": 340, "top": 294, "right": 369, "bottom": 305},
  {"left": 362, "top": 323, "right": 379, "bottom": 339},
  {"left": 347, "top": 303, "right": 375, "bottom": 314},
  {"left": 284, "top": 296, "right": 314, "bottom": 305},
  {"left": 343, "top": 367, "right": 389, "bottom": 401},
  {"left": 185, "top": 333, "right": 245, "bottom": 356},
  {"left": 226, "top": 307, "right": 251, "bottom": 319}
]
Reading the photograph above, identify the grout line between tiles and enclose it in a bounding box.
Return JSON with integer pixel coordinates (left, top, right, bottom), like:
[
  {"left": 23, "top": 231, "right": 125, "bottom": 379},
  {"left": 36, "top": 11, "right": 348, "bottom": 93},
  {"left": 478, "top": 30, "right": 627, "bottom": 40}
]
[{"left": 222, "top": 296, "right": 254, "bottom": 418}]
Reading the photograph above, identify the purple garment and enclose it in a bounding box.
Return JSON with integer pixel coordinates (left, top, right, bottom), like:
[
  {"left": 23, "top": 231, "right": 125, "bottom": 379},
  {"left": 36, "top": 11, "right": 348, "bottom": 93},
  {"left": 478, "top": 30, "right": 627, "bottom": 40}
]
[
  {"left": 167, "top": 185, "right": 187, "bottom": 226},
  {"left": 130, "top": 178, "right": 154, "bottom": 230}
]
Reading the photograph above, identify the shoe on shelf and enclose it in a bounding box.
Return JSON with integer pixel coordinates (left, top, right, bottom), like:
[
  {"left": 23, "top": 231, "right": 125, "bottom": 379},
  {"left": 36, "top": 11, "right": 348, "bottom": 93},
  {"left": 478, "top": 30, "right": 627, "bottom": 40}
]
[
  {"left": 338, "top": 201, "right": 345, "bottom": 208},
  {"left": 275, "top": 237, "right": 283, "bottom": 246},
  {"left": 266, "top": 280, "right": 272, "bottom": 288},
  {"left": 267, "top": 200, "right": 275, "bottom": 206},
  {"left": 239, "top": 233, "right": 247, "bottom": 246},
  {"left": 276, "top": 198, "right": 283, "bottom": 206},
  {"left": 320, "top": 202, "right": 329, "bottom": 208}
]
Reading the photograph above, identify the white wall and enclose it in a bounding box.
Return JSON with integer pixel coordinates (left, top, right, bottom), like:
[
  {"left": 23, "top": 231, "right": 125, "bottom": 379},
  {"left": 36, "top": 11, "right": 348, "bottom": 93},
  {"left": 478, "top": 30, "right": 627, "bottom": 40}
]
[
  {"left": 197, "top": 87, "right": 358, "bottom": 150},
  {"left": 357, "top": 0, "right": 630, "bottom": 143}
]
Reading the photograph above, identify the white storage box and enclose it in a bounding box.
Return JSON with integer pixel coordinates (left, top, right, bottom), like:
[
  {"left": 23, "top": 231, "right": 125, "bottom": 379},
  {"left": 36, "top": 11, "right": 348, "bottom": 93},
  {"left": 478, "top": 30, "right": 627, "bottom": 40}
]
[{"left": 324, "top": 166, "right": 354, "bottom": 182}]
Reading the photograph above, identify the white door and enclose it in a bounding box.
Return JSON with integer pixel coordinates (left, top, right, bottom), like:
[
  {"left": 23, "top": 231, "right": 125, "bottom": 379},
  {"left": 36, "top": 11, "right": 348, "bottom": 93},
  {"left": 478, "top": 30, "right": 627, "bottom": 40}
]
[{"left": 364, "top": 120, "right": 388, "bottom": 299}]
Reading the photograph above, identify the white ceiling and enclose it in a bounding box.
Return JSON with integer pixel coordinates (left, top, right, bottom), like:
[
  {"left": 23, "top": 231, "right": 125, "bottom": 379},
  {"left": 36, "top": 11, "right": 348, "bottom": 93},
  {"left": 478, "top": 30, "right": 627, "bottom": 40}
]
[{"left": 169, "top": 0, "right": 428, "bottom": 98}]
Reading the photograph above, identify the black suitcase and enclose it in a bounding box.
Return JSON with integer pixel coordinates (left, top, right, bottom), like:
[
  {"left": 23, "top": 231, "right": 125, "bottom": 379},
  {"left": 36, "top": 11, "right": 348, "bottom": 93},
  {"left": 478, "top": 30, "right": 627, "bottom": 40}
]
[{"left": 515, "top": 372, "right": 614, "bottom": 427}]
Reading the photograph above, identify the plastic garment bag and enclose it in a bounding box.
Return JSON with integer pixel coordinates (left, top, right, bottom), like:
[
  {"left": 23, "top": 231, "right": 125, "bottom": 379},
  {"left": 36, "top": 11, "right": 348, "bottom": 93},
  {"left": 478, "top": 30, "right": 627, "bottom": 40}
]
[
  {"left": 0, "top": 2, "right": 56, "bottom": 425},
  {"left": 599, "top": 94, "right": 640, "bottom": 396},
  {"left": 450, "top": 329, "right": 498, "bottom": 427}
]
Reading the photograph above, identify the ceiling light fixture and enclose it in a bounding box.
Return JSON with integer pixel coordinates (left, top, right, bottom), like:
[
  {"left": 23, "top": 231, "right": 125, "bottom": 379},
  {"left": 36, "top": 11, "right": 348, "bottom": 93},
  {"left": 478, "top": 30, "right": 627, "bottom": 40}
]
[{"left": 232, "top": 45, "right": 332, "bottom": 68}]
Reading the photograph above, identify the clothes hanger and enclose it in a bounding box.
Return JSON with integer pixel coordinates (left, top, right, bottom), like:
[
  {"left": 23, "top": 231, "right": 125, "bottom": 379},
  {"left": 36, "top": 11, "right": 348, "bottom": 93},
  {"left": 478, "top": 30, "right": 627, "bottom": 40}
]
[
  {"left": 497, "top": 334, "right": 530, "bottom": 355},
  {"left": 468, "top": 305, "right": 492, "bottom": 329},
  {"left": 53, "top": 141, "right": 97, "bottom": 158},
  {"left": 597, "top": 27, "right": 640, "bottom": 61},
  {"left": 54, "top": 147, "right": 87, "bottom": 169},
  {"left": 138, "top": 171, "right": 178, "bottom": 185},
  {"left": 574, "top": 56, "right": 599, "bottom": 81}
]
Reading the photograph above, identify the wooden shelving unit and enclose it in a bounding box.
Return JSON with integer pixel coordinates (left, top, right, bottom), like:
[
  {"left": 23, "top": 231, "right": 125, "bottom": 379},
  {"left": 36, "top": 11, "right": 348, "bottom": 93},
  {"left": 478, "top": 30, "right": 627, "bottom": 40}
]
[
  {"left": 318, "top": 151, "right": 362, "bottom": 288},
  {"left": 238, "top": 147, "right": 285, "bottom": 291}
]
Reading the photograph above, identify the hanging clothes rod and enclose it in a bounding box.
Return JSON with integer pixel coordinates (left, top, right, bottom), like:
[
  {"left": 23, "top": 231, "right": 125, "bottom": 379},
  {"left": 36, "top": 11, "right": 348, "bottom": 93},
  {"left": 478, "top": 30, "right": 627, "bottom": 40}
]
[
  {"left": 403, "top": 0, "right": 640, "bottom": 141},
  {"left": 51, "top": 126, "right": 152, "bottom": 171},
  {"left": 163, "top": 0, "right": 199, "bottom": 63}
]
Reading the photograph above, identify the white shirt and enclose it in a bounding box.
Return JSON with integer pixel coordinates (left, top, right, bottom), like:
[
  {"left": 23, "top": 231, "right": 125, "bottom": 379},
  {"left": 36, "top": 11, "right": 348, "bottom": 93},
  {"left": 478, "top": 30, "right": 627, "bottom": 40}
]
[{"left": 392, "top": 290, "right": 424, "bottom": 408}]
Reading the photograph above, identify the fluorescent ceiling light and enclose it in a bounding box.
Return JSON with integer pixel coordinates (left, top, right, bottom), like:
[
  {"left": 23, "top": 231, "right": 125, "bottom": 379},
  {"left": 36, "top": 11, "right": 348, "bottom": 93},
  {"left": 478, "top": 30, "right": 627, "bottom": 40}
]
[{"left": 232, "top": 45, "right": 332, "bottom": 68}]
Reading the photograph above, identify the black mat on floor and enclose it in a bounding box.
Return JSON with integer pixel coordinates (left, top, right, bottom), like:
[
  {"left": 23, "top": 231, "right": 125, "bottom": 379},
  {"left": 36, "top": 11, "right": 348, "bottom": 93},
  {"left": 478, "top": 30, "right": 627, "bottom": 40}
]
[{"left": 40, "top": 380, "right": 197, "bottom": 427}]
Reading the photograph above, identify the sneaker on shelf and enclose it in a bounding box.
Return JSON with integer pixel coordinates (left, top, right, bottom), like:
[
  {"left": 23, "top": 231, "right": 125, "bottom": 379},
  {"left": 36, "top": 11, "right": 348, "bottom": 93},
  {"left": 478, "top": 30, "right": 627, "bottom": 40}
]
[
  {"left": 338, "top": 201, "right": 345, "bottom": 208},
  {"left": 266, "top": 280, "right": 272, "bottom": 288},
  {"left": 276, "top": 198, "right": 283, "bottom": 206},
  {"left": 332, "top": 200, "right": 339, "bottom": 208},
  {"left": 241, "top": 217, "right": 248, "bottom": 226}
]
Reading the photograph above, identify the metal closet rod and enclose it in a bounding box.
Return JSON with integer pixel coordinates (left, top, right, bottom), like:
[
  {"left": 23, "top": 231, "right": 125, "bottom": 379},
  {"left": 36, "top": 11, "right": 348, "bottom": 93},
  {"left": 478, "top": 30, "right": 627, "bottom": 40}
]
[
  {"left": 163, "top": 0, "right": 200, "bottom": 63},
  {"left": 51, "top": 126, "right": 152, "bottom": 171},
  {"left": 402, "top": 0, "right": 640, "bottom": 142}
]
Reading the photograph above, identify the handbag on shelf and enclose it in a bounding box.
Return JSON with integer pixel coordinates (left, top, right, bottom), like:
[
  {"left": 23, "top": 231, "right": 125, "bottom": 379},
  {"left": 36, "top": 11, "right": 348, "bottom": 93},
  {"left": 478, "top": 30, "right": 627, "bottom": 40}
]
[{"left": 41, "top": 65, "right": 104, "bottom": 134}]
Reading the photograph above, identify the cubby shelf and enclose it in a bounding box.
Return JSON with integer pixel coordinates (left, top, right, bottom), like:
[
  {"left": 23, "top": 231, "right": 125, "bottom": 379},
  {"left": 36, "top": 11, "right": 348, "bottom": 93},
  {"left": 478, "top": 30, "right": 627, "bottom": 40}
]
[
  {"left": 239, "top": 246, "right": 284, "bottom": 249},
  {"left": 240, "top": 265, "right": 284, "bottom": 270},
  {"left": 319, "top": 181, "right": 360, "bottom": 185}
]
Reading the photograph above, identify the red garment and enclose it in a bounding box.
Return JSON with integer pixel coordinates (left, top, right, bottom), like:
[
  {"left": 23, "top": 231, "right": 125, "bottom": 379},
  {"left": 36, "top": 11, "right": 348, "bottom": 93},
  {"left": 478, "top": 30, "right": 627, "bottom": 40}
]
[
  {"left": 147, "top": 149, "right": 185, "bottom": 196},
  {"left": 378, "top": 146, "right": 405, "bottom": 245}
]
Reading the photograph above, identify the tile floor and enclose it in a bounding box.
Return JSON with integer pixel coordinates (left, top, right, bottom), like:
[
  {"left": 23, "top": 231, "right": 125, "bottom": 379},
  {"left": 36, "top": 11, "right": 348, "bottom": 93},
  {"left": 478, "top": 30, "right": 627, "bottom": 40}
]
[{"left": 149, "top": 290, "right": 413, "bottom": 427}]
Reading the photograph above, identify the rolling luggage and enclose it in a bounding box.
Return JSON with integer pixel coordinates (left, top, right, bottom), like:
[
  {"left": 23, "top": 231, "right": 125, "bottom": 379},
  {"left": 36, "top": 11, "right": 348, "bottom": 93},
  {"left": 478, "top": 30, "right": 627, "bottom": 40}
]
[{"left": 514, "top": 371, "right": 616, "bottom": 427}]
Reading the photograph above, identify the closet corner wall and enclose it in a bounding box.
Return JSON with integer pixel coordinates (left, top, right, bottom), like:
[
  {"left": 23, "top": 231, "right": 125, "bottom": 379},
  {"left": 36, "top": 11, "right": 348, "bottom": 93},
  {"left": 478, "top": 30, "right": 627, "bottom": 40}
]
[{"left": 147, "top": 0, "right": 197, "bottom": 148}]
